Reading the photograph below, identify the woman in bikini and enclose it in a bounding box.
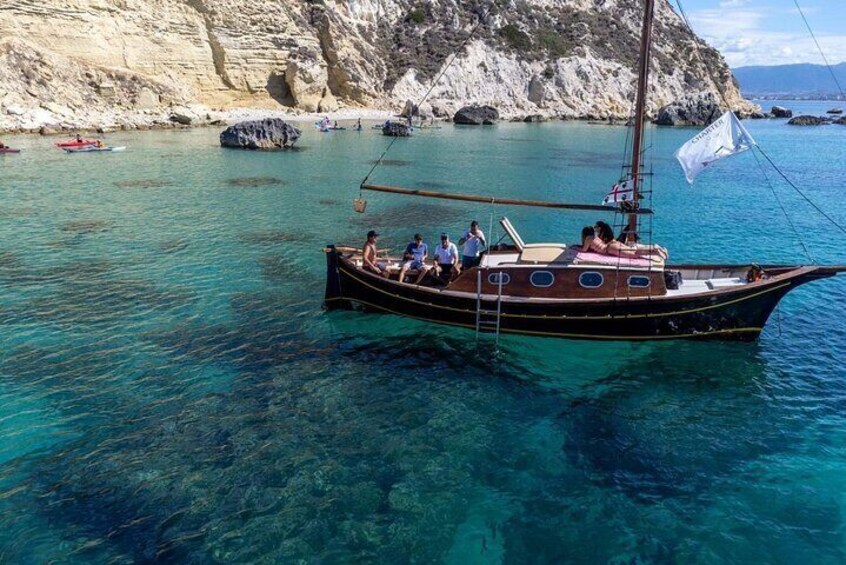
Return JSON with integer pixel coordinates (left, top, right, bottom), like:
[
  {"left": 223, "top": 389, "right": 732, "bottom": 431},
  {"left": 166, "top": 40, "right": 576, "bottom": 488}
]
[{"left": 589, "top": 222, "right": 665, "bottom": 263}]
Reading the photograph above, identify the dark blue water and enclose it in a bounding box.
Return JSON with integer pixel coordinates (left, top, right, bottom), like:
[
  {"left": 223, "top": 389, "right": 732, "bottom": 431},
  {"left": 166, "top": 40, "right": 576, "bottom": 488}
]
[{"left": 1, "top": 102, "right": 845, "bottom": 563}]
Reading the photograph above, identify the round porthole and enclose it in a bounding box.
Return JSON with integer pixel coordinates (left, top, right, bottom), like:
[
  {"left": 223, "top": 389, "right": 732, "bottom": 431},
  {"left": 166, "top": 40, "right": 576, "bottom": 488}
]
[
  {"left": 579, "top": 272, "right": 604, "bottom": 288},
  {"left": 530, "top": 271, "right": 555, "bottom": 288},
  {"left": 628, "top": 275, "right": 651, "bottom": 288},
  {"left": 488, "top": 272, "right": 511, "bottom": 286}
]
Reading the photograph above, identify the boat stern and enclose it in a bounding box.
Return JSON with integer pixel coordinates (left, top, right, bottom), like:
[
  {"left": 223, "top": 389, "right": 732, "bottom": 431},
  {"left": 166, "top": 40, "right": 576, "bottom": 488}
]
[{"left": 323, "top": 245, "right": 349, "bottom": 310}]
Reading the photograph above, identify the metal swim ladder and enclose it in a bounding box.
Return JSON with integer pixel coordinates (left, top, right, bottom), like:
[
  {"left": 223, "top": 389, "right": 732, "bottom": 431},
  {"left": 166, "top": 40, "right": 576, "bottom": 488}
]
[{"left": 475, "top": 268, "right": 503, "bottom": 343}]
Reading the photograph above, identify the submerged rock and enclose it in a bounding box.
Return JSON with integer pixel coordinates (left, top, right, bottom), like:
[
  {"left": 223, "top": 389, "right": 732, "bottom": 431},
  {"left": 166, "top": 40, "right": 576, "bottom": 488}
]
[
  {"left": 453, "top": 105, "right": 499, "bottom": 125},
  {"left": 382, "top": 121, "right": 411, "bottom": 137},
  {"left": 771, "top": 106, "right": 793, "bottom": 118},
  {"left": 787, "top": 115, "right": 830, "bottom": 126},
  {"left": 220, "top": 118, "right": 301, "bottom": 149},
  {"left": 654, "top": 91, "right": 720, "bottom": 126},
  {"left": 834, "top": 116, "right": 846, "bottom": 125}
]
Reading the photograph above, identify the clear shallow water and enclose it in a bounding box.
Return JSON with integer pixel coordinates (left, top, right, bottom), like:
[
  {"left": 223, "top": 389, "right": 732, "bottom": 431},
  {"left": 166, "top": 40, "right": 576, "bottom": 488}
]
[{"left": 1, "top": 107, "right": 845, "bottom": 563}]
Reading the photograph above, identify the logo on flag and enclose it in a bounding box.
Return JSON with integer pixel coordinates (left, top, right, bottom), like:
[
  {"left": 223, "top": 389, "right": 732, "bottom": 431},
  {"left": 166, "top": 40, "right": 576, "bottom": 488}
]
[
  {"left": 602, "top": 181, "right": 634, "bottom": 206},
  {"left": 674, "top": 111, "right": 756, "bottom": 183}
]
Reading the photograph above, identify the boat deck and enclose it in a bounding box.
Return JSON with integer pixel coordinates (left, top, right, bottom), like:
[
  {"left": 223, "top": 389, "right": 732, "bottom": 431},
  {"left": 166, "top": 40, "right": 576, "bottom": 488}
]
[{"left": 666, "top": 277, "right": 747, "bottom": 296}]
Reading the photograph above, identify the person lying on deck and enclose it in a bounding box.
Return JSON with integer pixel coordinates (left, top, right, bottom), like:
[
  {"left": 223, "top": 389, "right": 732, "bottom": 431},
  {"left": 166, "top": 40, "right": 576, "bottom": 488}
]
[
  {"left": 617, "top": 219, "right": 669, "bottom": 260},
  {"left": 587, "top": 221, "right": 665, "bottom": 263},
  {"left": 398, "top": 233, "right": 431, "bottom": 284},
  {"left": 363, "top": 230, "right": 389, "bottom": 278}
]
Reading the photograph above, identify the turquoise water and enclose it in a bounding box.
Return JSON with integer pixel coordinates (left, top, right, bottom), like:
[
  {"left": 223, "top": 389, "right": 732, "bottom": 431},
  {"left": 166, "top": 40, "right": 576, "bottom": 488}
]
[{"left": 1, "top": 101, "right": 846, "bottom": 563}]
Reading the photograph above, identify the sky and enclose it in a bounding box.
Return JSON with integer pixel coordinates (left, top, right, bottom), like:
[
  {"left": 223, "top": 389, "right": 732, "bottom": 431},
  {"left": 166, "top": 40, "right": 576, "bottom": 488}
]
[{"left": 677, "top": 0, "right": 846, "bottom": 67}]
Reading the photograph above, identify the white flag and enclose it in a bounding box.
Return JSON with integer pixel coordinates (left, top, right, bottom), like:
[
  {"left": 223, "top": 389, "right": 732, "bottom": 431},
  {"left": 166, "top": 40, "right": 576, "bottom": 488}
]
[
  {"left": 602, "top": 181, "right": 634, "bottom": 206},
  {"left": 675, "top": 111, "right": 756, "bottom": 183}
]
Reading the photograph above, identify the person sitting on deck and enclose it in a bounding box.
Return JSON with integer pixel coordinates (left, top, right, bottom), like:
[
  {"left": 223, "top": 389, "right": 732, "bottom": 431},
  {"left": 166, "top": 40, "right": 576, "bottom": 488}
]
[
  {"left": 459, "top": 220, "right": 486, "bottom": 270},
  {"left": 75, "top": 134, "right": 84, "bottom": 143},
  {"left": 398, "top": 233, "right": 431, "bottom": 284},
  {"left": 363, "top": 230, "right": 389, "bottom": 278},
  {"left": 0, "top": 141, "right": 5, "bottom": 149},
  {"left": 433, "top": 233, "right": 461, "bottom": 283},
  {"left": 579, "top": 226, "right": 595, "bottom": 249}
]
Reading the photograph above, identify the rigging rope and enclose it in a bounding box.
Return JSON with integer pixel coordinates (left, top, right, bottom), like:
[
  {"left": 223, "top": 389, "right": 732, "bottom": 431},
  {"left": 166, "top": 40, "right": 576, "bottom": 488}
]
[
  {"left": 674, "top": 0, "right": 846, "bottom": 247},
  {"left": 792, "top": 0, "right": 846, "bottom": 100},
  {"left": 360, "top": 1, "right": 497, "bottom": 188},
  {"left": 750, "top": 146, "right": 815, "bottom": 263},
  {"left": 755, "top": 146, "right": 846, "bottom": 237}
]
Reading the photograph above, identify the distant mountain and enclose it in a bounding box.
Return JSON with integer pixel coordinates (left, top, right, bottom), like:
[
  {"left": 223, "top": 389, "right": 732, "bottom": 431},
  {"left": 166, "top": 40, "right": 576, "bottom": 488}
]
[{"left": 733, "top": 62, "right": 846, "bottom": 99}]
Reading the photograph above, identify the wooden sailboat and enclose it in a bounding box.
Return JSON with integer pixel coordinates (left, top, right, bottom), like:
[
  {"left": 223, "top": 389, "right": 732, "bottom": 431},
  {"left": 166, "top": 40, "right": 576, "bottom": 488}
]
[{"left": 323, "top": 0, "right": 845, "bottom": 341}]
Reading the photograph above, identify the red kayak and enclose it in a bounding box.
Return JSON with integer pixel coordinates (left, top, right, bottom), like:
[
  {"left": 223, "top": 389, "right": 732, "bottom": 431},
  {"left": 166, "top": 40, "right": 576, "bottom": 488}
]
[
  {"left": 0, "top": 147, "right": 20, "bottom": 154},
  {"left": 55, "top": 140, "right": 98, "bottom": 148}
]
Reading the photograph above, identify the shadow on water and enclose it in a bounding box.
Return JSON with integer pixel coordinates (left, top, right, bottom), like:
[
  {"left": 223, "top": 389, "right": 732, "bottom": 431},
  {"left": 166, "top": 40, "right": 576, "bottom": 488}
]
[
  {"left": 61, "top": 220, "right": 112, "bottom": 234},
  {"left": 350, "top": 201, "right": 467, "bottom": 235},
  {"left": 159, "top": 239, "right": 190, "bottom": 254},
  {"left": 5, "top": 283, "right": 844, "bottom": 562},
  {"left": 238, "top": 230, "right": 311, "bottom": 246},
  {"left": 114, "top": 179, "right": 173, "bottom": 189},
  {"left": 225, "top": 176, "right": 286, "bottom": 188},
  {"left": 557, "top": 342, "right": 789, "bottom": 501}
]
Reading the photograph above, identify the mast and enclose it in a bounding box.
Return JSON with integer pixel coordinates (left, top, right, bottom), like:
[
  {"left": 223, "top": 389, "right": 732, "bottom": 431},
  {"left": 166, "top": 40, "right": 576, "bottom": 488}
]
[{"left": 628, "top": 0, "right": 656, "bottom": 232}]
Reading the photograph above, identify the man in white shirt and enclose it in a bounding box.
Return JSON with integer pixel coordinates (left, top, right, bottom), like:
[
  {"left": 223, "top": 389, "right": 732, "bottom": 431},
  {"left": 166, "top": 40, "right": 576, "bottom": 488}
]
[
  {"left": 433, "top": 233, "right": 461, "bottom": 282},
  {"left": 458, "top": 220, "right": 486, "bottom": 270}
]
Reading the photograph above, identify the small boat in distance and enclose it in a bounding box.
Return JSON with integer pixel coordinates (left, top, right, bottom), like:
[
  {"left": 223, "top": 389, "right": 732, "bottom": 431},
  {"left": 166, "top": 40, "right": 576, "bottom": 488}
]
[
  {"left": 0, "top": 147, "right": 21, "bottom": 154},
  {"left": 63, "top": 145, "right": 126, "bottom": 153},
  {"left": 323, "top": 0, "right": 846, "bottom": 341},
  {"left": 55, "top": 139, "right": 100, "bottom": 148}
]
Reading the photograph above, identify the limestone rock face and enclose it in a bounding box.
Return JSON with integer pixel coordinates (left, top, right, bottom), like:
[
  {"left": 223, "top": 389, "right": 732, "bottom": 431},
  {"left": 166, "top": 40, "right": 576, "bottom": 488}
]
[
  {"left": 654, "top": 92, "right": 720, "bottom": 126},
  {"left": 454, "top": 105, "right": 499, "bottom": 125},
  {"left": 771, "top": 106, "right": 793, "bottom": 118},
  {"left": 285, "top": 51, "right": 329, "bottom": 113},
  {"left": 0, "top": 0, "right": 757, "bottom": 126},
  {"left": 220, "top": 119, "right": 301, "bottom": 149}
]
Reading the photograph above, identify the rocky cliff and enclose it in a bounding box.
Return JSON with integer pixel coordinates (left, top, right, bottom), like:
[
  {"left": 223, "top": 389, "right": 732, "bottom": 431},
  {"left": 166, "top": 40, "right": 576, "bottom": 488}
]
[{"left": 0, "top": 0, "right": 753, "bottom": 130}]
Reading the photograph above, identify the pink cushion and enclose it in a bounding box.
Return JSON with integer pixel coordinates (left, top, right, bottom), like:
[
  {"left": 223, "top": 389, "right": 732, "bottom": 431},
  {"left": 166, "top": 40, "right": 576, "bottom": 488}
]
[{"left": 574, "top": 251, "right": 655, "bottom": 268}]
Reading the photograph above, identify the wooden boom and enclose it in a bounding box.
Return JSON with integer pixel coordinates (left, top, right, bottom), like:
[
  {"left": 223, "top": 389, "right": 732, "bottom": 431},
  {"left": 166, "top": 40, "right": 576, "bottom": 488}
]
[{"left": 360, "top": 183, "right": 653, "bottom": 214}]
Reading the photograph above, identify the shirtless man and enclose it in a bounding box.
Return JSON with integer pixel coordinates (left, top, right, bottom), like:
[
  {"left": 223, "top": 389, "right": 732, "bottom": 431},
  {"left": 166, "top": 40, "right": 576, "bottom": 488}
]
[{"left": 363, "top": 230, "right": 389, "bottom": 277}]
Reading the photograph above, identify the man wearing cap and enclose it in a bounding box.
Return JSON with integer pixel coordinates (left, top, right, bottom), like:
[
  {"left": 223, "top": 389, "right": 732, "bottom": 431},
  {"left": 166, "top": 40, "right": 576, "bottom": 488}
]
[
  {"left": 363, "top": 230, "right": 389, "bottom": 277},
  {"left": 398, "top": 233, "right": 431, "bottom": 284},
  {"left": 433, "top": 233, "right": 460, "bottom": 283},
  {"left": 459, "top": 220, "right": 486, "bottom": 270}
]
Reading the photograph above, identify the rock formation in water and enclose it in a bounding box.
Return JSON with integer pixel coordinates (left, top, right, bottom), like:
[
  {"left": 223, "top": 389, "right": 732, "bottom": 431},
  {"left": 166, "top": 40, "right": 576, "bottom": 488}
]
[
  {"left": 454, "top": 105, "right": 500, "bottom": 125},
  {"left": 654, "top": 91, "right": 720, "bottom": 126},
  {"left": 382, "top": 121, "right": 411, "bottom": 136},
  {"left": 787, "top": 115, "right": 830, "bottom": 126},
  {"left": 220, "top": 119, "right": 301, "bottom": 149},
  {"left": 770, "top": 106, "right": 793, "bottom": 118},
  {"left": 0, "top": 0, "right": 755, "bottom": 130}
]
